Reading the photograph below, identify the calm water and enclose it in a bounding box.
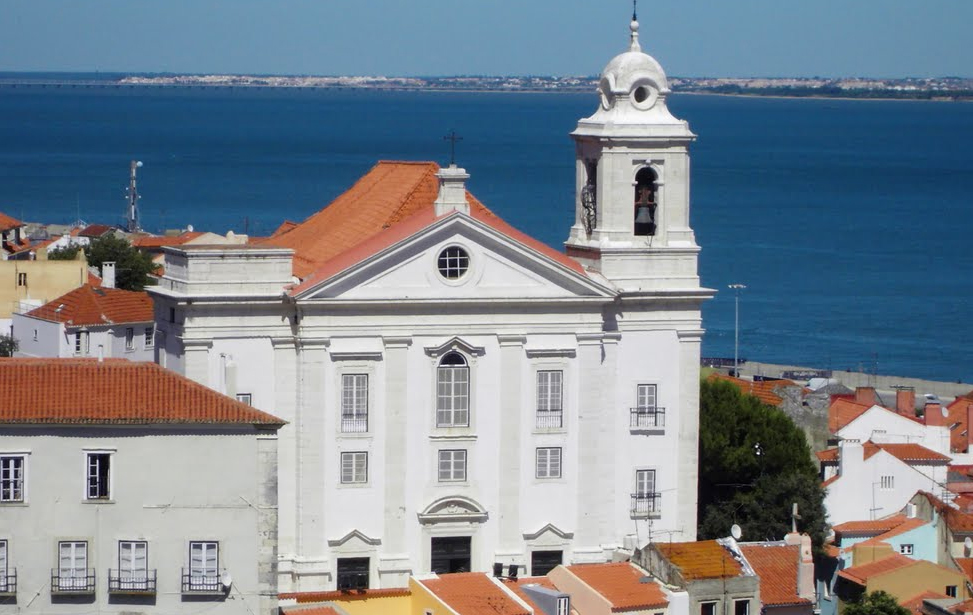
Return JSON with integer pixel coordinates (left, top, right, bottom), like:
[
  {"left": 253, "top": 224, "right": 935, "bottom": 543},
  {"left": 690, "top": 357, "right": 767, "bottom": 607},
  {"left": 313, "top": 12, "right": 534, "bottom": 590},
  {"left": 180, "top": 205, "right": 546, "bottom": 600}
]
[{"left": 1, "top": 85, "right": 972, "bottom": 381}]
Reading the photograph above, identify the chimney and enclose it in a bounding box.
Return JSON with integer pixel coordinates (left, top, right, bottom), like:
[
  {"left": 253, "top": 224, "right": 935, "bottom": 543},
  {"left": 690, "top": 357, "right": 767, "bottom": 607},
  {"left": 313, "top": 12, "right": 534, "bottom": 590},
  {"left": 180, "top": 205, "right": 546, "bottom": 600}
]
[
  {"left": 925, "top": 402, "right": 944, "bottom": 427},
  {"left": 784, "top": 533, "right": 815, "bottom": 602},
  {"left": 101, "top": 261, "right": 116, "bottom": 289},
  {"left": 895, "top": 388, "right": 915, "bottom": 417},
  {"left": 434, "top": 165, "right": 471, "bottom": 216},
  {"left": 97, "top": 344, "right": 104, "bottom": 363},
  {"left": 838, "top": 439, "right": 863, "bottom": 476},
  {"left": 855, "top": 386, "right": 876, "bottom": 407}
]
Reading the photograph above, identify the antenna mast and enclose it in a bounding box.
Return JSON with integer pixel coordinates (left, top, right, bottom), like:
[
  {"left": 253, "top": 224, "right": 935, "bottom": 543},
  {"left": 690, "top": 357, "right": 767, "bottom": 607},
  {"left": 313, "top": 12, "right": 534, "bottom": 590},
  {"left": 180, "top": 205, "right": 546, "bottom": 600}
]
[{"left": 126, "top": 160, "right": 143, "bottom": 233}]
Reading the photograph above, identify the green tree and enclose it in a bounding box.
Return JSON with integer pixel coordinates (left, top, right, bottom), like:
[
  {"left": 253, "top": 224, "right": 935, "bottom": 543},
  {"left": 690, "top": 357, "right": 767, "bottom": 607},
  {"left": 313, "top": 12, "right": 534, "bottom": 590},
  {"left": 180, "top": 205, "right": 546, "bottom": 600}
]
[
  {"left": 0, "top": 334, "right": 18, "bottom": 357},
  {"left": 698, "top": 378, "right": 827, "bottom": 548},
  {"left": 844, "top": 591, "right": 909, "bottom": 615},
  {"left": 46, "top": 244, "right": 83, "bottom": 260},
  {"left": 86, "top": 235, "right": 156, "bottom": 291}
]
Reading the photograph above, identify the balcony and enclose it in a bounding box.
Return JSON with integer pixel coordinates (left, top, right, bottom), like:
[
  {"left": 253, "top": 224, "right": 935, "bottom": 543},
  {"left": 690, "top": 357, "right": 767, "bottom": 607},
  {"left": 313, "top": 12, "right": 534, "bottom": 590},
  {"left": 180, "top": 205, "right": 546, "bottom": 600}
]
[
  {"left": 337, "top": 571, "right": 369, "bottom": 591},
  {"left": 108, "top": 569, "right": 157, "bottom": 595},
  {"left": 0, "top": 569, "right": 16, "bottom": 596},
  {"left": 535, "top": 409, "right": 563, "bottom": 429},
  {"left": 630, "top": 492, "right": 662, "bottom": 518},
  {"left": 51, "top": 569, "right": 96, "bottom": 594},
  {"left": 630, "top": 407, "right": 665, "bottom": 430},
  {"left": 181, "top": 568, "right": 227, "bottom": 594},
  {"left": 340, "top": 414, "right": 368, "bottom": 433}
]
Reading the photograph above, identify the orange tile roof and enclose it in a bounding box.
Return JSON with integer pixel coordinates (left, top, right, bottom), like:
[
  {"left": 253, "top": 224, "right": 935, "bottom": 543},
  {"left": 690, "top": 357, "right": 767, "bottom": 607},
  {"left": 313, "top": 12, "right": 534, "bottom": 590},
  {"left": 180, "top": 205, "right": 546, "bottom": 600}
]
[
  {"left": 706, "top": 373, "right": 799, "bottom": 407},
  {"left": 26, "top": 285, "right": 153, "bottom": 326},
  {"left": 816, "top": 448, "right": 838, "bottom": 463},
  {"left": 656, "top": 540, "right": 743, "bottom": 580},
  {"left": 829, "top": 398, "right": 873, "bottom": 432},
  {"left": 901, "top": 591, "right": 948, "bottom": 615},
  {"left": 261, "top": 161, "right": 585, "bottom": 289},
  {"left": 955, "top": 558, "right": 973, "bottom": 582},
  {"left": 87, "top": 271, "right": 102, "bottom": 287},
  {"left": 950, "top": 599, "right": 973, "bottom": 615},
  {"left": 836, "top": 553, "right": 914, "bottom": 585},
  {"left": 867, "top": 442, "right": 950, "bottom": 464},
  {"left": 947, "top": 398, "right": 973, "bottom": 453},
  {"left": 281, "top": 588, "right": 410, "bottom": 603},
  {"left": 822, "top": 474, "right": 839, "bottom": 487},
  {"left": 739, "top": 544, "right": 811, "bottom": 607},
  {"left": 858, "top": 518, "right": 927, "bottom": 545},
  {"left": 914, "top": 491, "right": 973, "bottom": 532},
  {"left": 419, "top": 573, "right": 528, "bottom": 615},
  {"left": 0, "top": 211, "right": 24, "bottom": 230},
  {"left": 566, "top": 562, "right": 668, "bottom": 612},
  {"left": 280, "top": 607, "right": 342, "bottom": 615},
  {"left": 0, "top": 358, "right": 284, "bottom": 426},
  {"left": 833, "top": 515, "right": 909, "bottom": 536},
  {"left": 79, "top": 223, "right": 114, "bottom": 237},
  {"left": 132, "top": 232, "right": 204, "bottom": 249}
]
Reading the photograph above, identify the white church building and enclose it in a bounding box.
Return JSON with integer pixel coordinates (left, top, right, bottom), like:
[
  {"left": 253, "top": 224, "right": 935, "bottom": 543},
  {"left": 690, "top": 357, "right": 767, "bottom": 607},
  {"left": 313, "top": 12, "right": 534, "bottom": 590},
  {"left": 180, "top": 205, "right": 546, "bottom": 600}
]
[{"left": 149, "top": 15, "right": 712, "bottom": 593}]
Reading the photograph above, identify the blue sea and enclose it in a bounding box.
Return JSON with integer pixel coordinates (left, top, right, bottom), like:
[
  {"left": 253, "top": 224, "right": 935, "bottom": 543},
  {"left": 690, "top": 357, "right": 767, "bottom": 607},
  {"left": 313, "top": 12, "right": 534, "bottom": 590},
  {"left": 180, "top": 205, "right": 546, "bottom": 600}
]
[{"left": 1, "top": 83, "right": 972, "bottom": 381}]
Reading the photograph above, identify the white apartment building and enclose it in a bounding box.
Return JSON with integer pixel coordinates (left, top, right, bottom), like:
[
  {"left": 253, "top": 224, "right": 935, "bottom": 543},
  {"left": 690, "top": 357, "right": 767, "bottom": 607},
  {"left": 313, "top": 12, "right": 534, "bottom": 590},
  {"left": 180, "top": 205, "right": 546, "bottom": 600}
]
[
  {"left": 0, "top": 358, "right": 283, "bottom": 614},
  {"left": 149, "top": 15, "right": 712, "bottom": 593}
]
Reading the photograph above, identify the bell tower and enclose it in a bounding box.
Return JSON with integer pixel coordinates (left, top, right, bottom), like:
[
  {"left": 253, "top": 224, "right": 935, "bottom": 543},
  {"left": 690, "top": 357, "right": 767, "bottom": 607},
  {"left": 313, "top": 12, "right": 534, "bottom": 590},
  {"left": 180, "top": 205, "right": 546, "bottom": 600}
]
[{"left": 565, "top": 13, "right": 700, "bottom": 292}]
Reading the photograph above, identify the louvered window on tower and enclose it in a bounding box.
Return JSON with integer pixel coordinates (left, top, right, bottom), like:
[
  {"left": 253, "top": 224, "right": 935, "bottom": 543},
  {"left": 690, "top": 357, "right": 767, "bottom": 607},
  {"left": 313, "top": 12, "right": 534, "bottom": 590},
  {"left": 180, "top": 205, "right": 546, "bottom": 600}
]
[{"left": 634, "top": 167, "right": 658, "bottom": 236}]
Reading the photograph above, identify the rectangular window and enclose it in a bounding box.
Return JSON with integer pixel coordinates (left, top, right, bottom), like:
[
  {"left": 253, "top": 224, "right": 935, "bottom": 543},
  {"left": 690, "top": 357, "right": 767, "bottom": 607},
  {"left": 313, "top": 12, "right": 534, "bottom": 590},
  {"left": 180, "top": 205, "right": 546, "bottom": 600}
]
[
  {"left": 531, "top": 550, "right": 563, "bottom": 577},
  {"left": 880, "top": 475, "right": 894, "bottom": 490},
  {"left": 236, "top": 393, "right": 252, "bottom": 406},
  {"left": 946, "top": 585, "right": 958, "bottom": 598},
  {"left": 701, "top": 603, "right": 717, "bottom": 615},
  {"left": 125, "top": 327, "right": 135, "bottom": 350},
  {"left": 74, "top": 331, "right": 89, "bottom": 355},
  {"left": 556, "top": 597, "right": 570, "bottom": 615},
  {"left": 86, "top": 452, "right": 111, "bottom": 499},
  {"left": 0, "top": 455, "right": 25, "bottom": 503},
  {"left": 143, "top": 327, "right": 154, "bottom": 348},
  {"left": 438, "top": 449, "right": 467, "bottom": 482},
  {"left": 336, "top": 557, "right": 370, "bottom": 590},
  {"left": 33, "top": 328, "right": 38, "bottom": 341},
  {"left": 0, "top": 540, "right": 7, "bottom": 593},
  {"left": 437, "top": 357, "right": 469, "bottom": 427},
  {"left": 16, "top": 273, "right": 26, "bottom": 287},
  {"left": 637, "top": 384, "right": 657, "bottom": 410},
  {"left": 632, "top": 469, "right": 660, "bottom": 515},
  {"left": 536, "top": 370, "right": 563, "bottom": 428},
  {"left": 536, "top": 447, "right": 562, "bottom": 479},
  {"left": 735, "top": 600, "right": 750, "bottom": 615},
  {"left": 57, "top": 541, "right": 89, "bottom": 591},
  {"left": 188, "top": 541, "right": 219, "bottom": 591},
  {"left": 899, "top": 543, "right": 914, "bottom": 555},
  {"left": 341, "top": 374, "right": 369, "bottom": 432},
  {"left": 340, "top": 452, "right": 368, "bottom": 484},
  {"left": 118, "top": 541, "right": 148, "bottom": 589}
]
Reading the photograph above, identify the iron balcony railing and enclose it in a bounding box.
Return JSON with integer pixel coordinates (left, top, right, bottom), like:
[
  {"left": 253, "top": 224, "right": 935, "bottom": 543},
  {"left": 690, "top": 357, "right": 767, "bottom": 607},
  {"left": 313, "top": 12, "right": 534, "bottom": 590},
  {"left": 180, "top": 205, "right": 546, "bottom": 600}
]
[
  {"left": 631, "top": 492, "right": 662, "bottom": 517},
  {"left": 340, "top": 414, "right": 368, "bottom": 433},
  {"left": 181, "top": 568, "right": 226, "bottom": 594},
  {"left": 51, "top": 569, "right": 96, "bottom": 594},
  {"left": 535, "top": 409, "right": 563, "bottom": 429},
  {"left": 0, "top": 569, "right": 16, "bottom": 595},
  {"left": 337, "top": 572, "right": 369, "bottom": 591},
  {"left": 108, "top": 569, "right": 157, "bottom": 594},
  {"left": 630, "top": 407, "right": 666, "bottom": 428}
]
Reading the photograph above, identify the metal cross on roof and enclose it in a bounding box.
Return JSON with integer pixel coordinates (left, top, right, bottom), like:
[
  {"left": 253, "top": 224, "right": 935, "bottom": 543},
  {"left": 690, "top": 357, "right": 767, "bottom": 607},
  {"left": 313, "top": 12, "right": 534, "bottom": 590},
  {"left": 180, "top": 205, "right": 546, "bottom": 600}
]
[
  {"left": 633, "top": 0, "right": 638, "bottom": 21},
  {"left": 443, "top": 130, "right": 463, "bottom": 166}
]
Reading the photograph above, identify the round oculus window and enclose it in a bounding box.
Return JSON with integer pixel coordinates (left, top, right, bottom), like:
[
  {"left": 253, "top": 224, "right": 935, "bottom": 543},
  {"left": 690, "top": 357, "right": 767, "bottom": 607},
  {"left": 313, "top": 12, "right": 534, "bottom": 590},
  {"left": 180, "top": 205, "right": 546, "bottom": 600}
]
[{"left": 437, "top": 246, "right": 470, "bottom": 280}]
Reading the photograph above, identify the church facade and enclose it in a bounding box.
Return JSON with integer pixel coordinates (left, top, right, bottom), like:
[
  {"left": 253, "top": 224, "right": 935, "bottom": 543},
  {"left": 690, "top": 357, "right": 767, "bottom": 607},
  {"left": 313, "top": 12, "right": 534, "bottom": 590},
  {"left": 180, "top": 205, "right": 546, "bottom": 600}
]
[{"left": 149, "top": 16, "right": 712, "bottom": 592}]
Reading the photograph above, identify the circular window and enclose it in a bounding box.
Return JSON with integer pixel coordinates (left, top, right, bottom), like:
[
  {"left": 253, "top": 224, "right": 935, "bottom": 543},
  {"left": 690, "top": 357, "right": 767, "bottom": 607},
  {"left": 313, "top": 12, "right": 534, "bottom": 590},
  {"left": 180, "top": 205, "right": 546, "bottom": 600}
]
[
  {"left": 633, "top": 86, "right": 649, "bottom": 103},
  {"left": 630, "top": 84, "right": 658, "bottom": 110},
  {"left": 437, "top": 246, "right": 470, "bottom": 280}
]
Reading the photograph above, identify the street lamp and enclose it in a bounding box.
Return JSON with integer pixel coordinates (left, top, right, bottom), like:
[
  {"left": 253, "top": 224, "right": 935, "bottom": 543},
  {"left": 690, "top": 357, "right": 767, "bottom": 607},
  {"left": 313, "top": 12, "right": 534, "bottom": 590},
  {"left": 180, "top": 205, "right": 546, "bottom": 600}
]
[{"left": 728, "top": 284, "right": 747, "bottom": 376}]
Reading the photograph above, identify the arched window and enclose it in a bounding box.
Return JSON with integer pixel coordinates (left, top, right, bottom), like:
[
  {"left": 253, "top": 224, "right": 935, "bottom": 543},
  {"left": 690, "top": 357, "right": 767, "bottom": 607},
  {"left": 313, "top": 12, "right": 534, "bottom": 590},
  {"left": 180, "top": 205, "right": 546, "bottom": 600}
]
[
  {"left": 634, "top": 167, "right": 658, "bottom": 236},
  {"left": 437, "top": 352, "right": 469, "bottom": 427}
]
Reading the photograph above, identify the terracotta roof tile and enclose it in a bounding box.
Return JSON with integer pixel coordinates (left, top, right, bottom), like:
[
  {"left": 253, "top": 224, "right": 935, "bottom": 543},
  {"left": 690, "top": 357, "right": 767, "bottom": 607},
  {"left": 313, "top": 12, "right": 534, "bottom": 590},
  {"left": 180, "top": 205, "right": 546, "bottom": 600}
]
[
  {"left": 858, "top": 518, "right": 927, "bottom": 545},
  {"left": 0, "top": 358, "right": 284, "bottom": 426},
  {"left": 132, "top": 232, "right": 204, "bottom": 249},
  {"left": 739, "top": 544, "right": 811, "bottom": 607},
  {"left": 833, "top": 515, "right": 909, "bottom": 536},
  {"left": 0, "top": 211, "right": 24, "bottom": 231},
  {"left": 950, "top": 598, "right": 973, "bottom": 615},
  {"left": 280, "top": 606, "right": 343, "bottom": 615},
  {"left": 829, "top": 398, "right": 873, "bottom": 433},
  {"left": 280, "top": 588, "right": 410, "bottom": 603},
  {"left": 955, "top": 558, "right": 973, "bottom": 582},
  {"left": 706, "top": 373, "right": 799, "bottom": 407},
  {"left": 947, "top": 398, "right": 973, "bottom": 453},
  {"left": 914, "top": 491, "right": 973, "bottom": 532},
  {"left": 79, "top": 224, "right": 115, "bottom": 238},
  {"left": 822, "top": 474, "right": 839, "bottom": 487},
  {"left": 817, "top": 448, "right": 838, "bottom": 463},
  {"left": 656, "top": 540, "right": 743, "bottom": 580},
  {"left": 566, "top": 562, "right": 668, "bottom": 612},
  {"left": 419, "top": 573, "right": 528, "bottom": 615},
  {"left": 26, "top": 285, "right": 153, "bottom": 326},
  {"left": 836, "top": 553, "right": 914, "bottom": 585},
  {"left": 869, "top": 443, "right": 950, "bottom": 464},
  {"left": 901, "top": 591, "right": 948, "bottom": 615},
  {"left": 87, "top": 271, "right": 102, "bottom": 287}
]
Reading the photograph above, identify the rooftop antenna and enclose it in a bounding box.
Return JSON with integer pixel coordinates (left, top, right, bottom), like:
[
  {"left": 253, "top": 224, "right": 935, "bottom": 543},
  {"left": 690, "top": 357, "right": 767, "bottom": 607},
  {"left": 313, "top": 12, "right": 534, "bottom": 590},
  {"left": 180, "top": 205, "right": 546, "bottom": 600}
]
[
  {"left": 443, "top": 130, "right": 462, "bottom": 166},
  {"left": 125, "top": 160, "right": 143, "bottom": 233},
  {"left": 633, "top": 0, "right": 638, "bottom": 21}
]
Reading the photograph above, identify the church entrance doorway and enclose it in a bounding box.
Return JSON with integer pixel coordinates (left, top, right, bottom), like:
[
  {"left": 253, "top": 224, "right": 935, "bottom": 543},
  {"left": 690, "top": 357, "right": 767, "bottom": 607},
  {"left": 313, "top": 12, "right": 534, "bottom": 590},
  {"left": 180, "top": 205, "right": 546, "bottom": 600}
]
[{"left": 430, "top": 536, "right": 471, "bottom": 574}]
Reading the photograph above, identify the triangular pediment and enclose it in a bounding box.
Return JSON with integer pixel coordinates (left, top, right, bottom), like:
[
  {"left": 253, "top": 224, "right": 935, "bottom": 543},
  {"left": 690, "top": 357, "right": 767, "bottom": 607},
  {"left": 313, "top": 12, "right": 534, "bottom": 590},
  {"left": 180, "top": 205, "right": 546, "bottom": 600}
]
[
  {"left": 523, "top": 523, "right": 574, "bottom": 541},
  {"left": 327, "top": 529, "right": 382, "bottom": 548},
  {"left": 294, "top": 214, "right": 614, "bottom": 301}
]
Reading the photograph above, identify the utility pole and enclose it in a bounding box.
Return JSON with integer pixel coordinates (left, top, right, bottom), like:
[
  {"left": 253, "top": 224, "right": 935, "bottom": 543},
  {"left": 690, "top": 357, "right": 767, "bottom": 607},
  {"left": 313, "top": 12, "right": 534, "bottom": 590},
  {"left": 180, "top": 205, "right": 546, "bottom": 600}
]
[
  {"left": 126, "top": 160, "right": 143, "bottom": 233},
  {"left": 728, "top": 284, "right": 747, "bottom": 376}
]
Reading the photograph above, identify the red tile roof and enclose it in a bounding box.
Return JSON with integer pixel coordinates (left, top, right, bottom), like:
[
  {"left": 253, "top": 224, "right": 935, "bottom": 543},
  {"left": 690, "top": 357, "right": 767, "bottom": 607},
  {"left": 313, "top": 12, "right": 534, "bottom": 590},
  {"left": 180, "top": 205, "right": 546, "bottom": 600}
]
[
  {"left": 656, "top": 540, "right": 743, "bottom": 580},
  {"left": 829, "top": 398, "right": 873, "bottom": 433},
  {"left": 867, "top": 442, "right": 950, "bottom": 464},
  {"left": 419, "top": 573, "right": 529, "bottom": 615},
  {"left": 949, "top": 599, "right": 973, "bottom": 615},
  {"left": 816, "top": 448, "right": 838, "bottom": 463},
  {"left": 260, "top": 161, "right": 586, "bottom": 290},
  {"left": 833, "top": 515, "right": 909, "bottom": 536},
  {"left": 914, "top": 491, "right": 973, "bottom": 532},
  {"left": 0, "top": 211, "right": 24, "bottom": 231},
  {"left": 280, "top": 588, "right": 410, "bottom": 603},
  {"left": 78, "top": 224, "right": 114, "bottom": 237},
  {"left": 739, "top": 544, "right": 811, "bottom": 607},
  {"left": 947, "top": 397, "right": 973, "bottom": 453},
  {"left": 0, "top": 359, "right": 284, "bottom": 426},
  {"left": 706, "top": 373, "right": 800, "bottom": 407},
  {"left": 566, "top": 562, "right": 668, "bottom": 612},
  {"left": 901, "top": 591, "right": 948, "bottom": 615},
  {"left": 836, "top": 553, "right": 914, "bottom": 585},
  {"left": 26, "top": 285, "right": 153, "bottom": 326},
  {"left": 858, "top": 518, "right": 927, "bottom": 545},
  {"left": 132, "top": 232, "right": 204, "bottom": 249},
  {"left": 280, "top": 606, "right": 342, "bottom": 615},
  {"left": 955, "top": 558, "right": 973, "bottom": 582}
]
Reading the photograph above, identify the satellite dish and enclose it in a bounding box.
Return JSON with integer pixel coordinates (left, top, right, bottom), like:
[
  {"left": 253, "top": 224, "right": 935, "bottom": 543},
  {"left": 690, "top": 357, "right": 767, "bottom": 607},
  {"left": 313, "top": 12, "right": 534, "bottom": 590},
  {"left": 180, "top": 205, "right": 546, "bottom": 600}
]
[
  {"left": 220, "top": 570, "right": 233, "bottom": 589},
  {"left": 942, "top": 406, "right": 949, "bottom": 418},
  {"left": 730, "top": 524, "right": 743, "bottom": 540}
]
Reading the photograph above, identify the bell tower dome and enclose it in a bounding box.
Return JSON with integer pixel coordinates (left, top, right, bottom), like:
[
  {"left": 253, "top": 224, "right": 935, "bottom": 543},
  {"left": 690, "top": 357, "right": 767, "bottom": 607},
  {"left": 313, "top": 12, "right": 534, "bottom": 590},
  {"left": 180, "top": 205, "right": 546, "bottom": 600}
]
[{"left": 565, "top": 12, "right": 700, "bottom": 292}]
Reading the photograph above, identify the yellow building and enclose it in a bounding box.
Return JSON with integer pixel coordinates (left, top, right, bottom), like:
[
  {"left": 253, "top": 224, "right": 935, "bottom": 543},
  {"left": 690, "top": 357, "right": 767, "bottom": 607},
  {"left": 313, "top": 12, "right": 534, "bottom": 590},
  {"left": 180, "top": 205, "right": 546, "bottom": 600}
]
[{"left": 0, "top": 250, "right": 89, "bottom": 319}]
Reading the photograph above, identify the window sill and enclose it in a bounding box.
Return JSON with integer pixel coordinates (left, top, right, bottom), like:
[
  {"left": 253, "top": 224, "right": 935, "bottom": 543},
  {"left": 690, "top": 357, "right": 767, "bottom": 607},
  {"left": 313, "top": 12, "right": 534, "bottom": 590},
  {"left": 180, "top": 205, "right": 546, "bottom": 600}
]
[
  {"left": 429, "top": 433, "right": 477, "bottom": 442},
  {"left": 532, "top": 428, "right": 568, "bottom": 436},
  {"left": 436, "top": 480, "right": 470, "bottom": 487},
  {"left": 0, "top": 501, "right": 28, "bottom": 506},
  {"left": 337, "top": 431, "right": 373, "bottom": 439},
  {"left": 630, "top": 511, "right": 662, "bottom": 520},
  {"left": 83, "top": 498, "right": 115, "bottom": 504},
  {"left": 336, "top": 482, "right": 371, "bottom": 490},
  {"left": 629, "top": 426, "right": 665, "bottom": 436}
]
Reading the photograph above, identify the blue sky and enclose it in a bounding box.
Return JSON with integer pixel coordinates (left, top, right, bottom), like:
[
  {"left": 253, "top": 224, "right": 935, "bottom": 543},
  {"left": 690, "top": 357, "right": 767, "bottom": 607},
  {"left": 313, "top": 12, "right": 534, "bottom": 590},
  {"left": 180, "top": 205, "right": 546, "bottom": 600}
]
[{"left": 2, "top": 0, "right": 971, "bottom": 78}]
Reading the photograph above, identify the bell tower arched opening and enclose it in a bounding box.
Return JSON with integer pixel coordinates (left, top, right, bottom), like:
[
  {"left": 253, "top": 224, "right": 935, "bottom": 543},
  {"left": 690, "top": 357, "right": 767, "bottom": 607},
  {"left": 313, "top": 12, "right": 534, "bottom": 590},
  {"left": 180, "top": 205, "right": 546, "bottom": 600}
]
[{"left": 634, "top": 167, "right": 658, "bottom": 236}]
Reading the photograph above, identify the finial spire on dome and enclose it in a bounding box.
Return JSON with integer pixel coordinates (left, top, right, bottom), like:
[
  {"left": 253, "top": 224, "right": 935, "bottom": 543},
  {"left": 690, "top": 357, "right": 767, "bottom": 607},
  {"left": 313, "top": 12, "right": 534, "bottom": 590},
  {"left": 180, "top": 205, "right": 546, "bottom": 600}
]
[{"left": 629, "top": 0, "right": 641, "bottom": 52}]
